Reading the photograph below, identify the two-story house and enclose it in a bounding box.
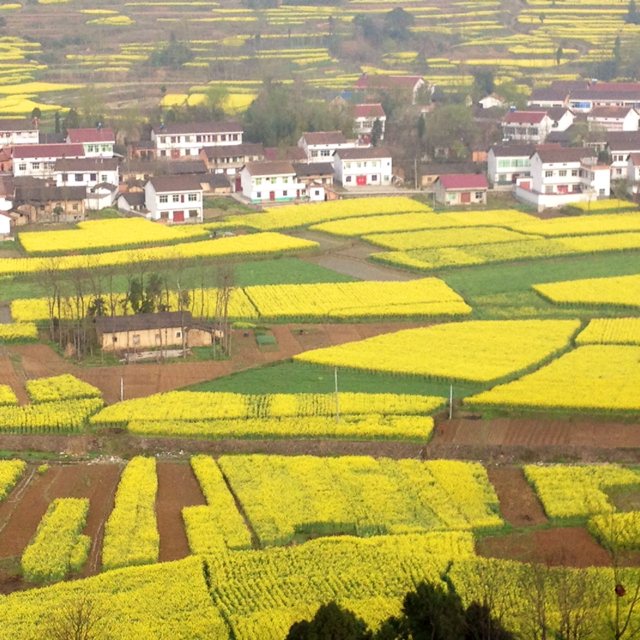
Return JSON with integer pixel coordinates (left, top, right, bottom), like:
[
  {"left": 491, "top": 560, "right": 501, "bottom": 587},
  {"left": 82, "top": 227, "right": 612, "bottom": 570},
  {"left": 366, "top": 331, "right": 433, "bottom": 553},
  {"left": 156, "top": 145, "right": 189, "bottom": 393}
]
[
  {"left": 606, "top": 132, "right": 640, "bottom": 180},
  {"left": 353, "top": 103, "right": 386, "bottom": 144},
  {"left": 239, "top": 161, "right": 304, "bottom": 203},
  {"left": 151, "top": 122, "right": 243, "bottom": 159},
  {"left": 487, "top": 144, "right": 535, "bottom": 187},
  {"left": 501, "top": 111, "right": 554, "bottom": 144},
  {"left": 54, "top": 157, "right": 119, "bottom": 189},
  {"left": 12, "top": 144, "right": 85, "bottom": 178},
  {"left": 0, "top": 118, "right": 39, "bottom": 147},
  {"left": 66, "top": 128, "right": 116, "bottom": 157},
  {"left": 333, "top": 147, "right": 392, "bottom": 187},
  {"left": 199, "top": 143, "right": 264, "bottom": 177},
  {"left": 298, "top": 131, "right": 357, "bottom": 163},
  {"left": 143, "top": 175, "right": 203, "bottom": 223},
  {"left": 587, "top": 107, "right": 640, "bottom": 133}
]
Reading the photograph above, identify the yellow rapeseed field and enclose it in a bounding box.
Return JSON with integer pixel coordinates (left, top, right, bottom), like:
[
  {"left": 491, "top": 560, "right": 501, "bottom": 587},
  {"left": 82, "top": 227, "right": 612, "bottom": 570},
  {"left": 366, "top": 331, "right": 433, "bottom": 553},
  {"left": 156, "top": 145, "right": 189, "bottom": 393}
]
[{"left": 534, "top": 274, "right": 640, "bottom": 308}]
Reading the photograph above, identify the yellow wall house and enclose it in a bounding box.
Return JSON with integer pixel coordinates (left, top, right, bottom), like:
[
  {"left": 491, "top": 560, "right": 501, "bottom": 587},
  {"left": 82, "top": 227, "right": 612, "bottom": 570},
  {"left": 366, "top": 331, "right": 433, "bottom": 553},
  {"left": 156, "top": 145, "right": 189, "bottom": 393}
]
[{"left": 95, "top": 311, "right": 214, "bottom": 353}]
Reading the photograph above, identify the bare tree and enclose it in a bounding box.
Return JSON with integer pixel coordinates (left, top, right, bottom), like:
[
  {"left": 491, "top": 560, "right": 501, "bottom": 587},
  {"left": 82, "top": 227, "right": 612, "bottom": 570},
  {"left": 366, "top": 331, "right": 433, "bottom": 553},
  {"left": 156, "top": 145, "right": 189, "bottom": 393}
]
[
  {"left": 44, "top": 595, "right": 111, "bottom": 640},
  {"left": 213, "top": 262, "right": 234, "bottom": 358}
]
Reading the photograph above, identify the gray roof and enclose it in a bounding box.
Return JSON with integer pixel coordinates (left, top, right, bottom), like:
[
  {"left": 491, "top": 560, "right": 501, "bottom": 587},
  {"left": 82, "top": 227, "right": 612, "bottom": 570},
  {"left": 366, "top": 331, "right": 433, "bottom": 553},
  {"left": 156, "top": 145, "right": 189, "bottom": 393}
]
[
  {"left": 166, "top": 160, "right": 208, "bottom": 175},
  {"left": 147, "top": 175, "right": 203, "bottom": 192},
  {"left": 243, "top": 161, "right": 295, "bottom": 176},
  {"left": 535, "top": 147, "right": 593, "bottom": 163},
  {"left": 202, "top": 143, "right": 264, "bottom": 160},
  {"left": 95, "top": 311, "right": 196, "bottom": 334},
  {"left": 152, "top": 121, "right": 242, "bottom": 135},
  {"left": 54, "top": 158, "right": 119, "bottom": 171},
  {"left": 335, "top": 147, "right": 391, "bottom": 160},
  {"left": 292, "top": 162, "right": 334, "bottom": 177},
  {"left": 301, "top": 131, "right": 347, "bottom": 145},
  {"left": 0, "top": 118, "right": 37, "bottom": 132},
  {"left": 489, "top": 144, "right": 534, "bottom": 158}
]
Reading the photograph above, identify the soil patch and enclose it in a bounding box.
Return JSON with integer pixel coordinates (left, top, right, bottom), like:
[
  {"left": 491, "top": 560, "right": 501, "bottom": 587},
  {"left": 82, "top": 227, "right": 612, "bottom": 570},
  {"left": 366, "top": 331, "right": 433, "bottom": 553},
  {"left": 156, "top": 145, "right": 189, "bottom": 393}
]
[
  {"left": 487, "top": 466, "right": 547, "bottom": 527},
  {"left": 477, "top": 527, "right": 612, "bottom": 568},
  {"left": 156, "top": 462, "right": 205, "bottom": 562}
]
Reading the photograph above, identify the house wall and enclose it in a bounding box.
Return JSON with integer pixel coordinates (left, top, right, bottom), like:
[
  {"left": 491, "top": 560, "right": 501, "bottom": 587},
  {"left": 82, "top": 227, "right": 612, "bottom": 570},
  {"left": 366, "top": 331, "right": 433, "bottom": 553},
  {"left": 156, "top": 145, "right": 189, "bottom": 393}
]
[
  {"left": 100, "top": 326, "right": 212, "bottom": 351},
  {"left": 515, "top": 184, "right": 600, "bottom": 212},
  {"left": 239, "top": 169, "right": 303, "bottom": 203},
  {"left": 153, "top": 130, "right": 243, "bottom": 158},
  {"left": 487, "top": 151, "right": 532, "bottom": 186},
  {"left": 0, "top": 214, "right": 10, "bottom": 235},
  {"left": 435, "top": 185, "right": 487, "bottom": 206},
  {"left": 502, "top": 116, "right": 552, "bottom": 143},
  {"left": 55, "top": 167, "right": 119, "bottom": 188},
  {"left": 144, "top": 182, "right": 203, "bottom": 223},
  {"left": 14, "top": 158, "right": 61, "bottom": 178},
  {"left": 0, "top": 129, "right": 39, "bottom": 146},
  {"left": 334, "top": 156, "right": 392, "bottom": 187},
  {"left": 81, "top": 142, "right": 115, "bottom": 158},
  {"left": 18, "top": 199, "right": 85, "bottom": 224}
]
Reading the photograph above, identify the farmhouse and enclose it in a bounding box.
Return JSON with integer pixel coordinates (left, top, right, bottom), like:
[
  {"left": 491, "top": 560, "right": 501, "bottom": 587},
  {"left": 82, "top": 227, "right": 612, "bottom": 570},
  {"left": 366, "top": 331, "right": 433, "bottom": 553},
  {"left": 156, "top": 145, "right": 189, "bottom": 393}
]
[
  {"left": 12, "top": 144, "right": 85, "bottom": 179},
  {"left": 95, "top": 311, "right": 214, "bottom": 353},
  {"left": 587, "top": 107, "right": 640, "bottom": 133},
  {"left": 353, "top": 103, "right": 386, "bottom": 144},
  {"left": 434, "top": 173, "right": 488, "bottom": 206},
  {"left": 487, "top": 145, "right": 534, "bottom": 187},
  {"left": 501, "top": 111, "right": 553, "bottom": 144},
  {"left": 0, "top": 118, "right": 39, "bottom": 147},
  {"left": 333, "top": 147, "right": 393, "bottom": 188},
  {"left": 293, "top": 162, "right": 335, "bottom": 201},
  {"left": 239, "top": 161, "right": 304, "bottom": 203},
  {"left": 151, "top": 122, "right": 243, "bottom": 158},
  {"left": 298, "top": 131, "right": 357, "bottom": 163},
  {"left": 14, "top": 178, "right": 86, "bottom": 223},
  {"left": 200, "top": 143, "right": 264, "bottom": 176},
  {"left": 606, "top": 132, "right": 640, "bottom": 180},
  {"left": 66, "top": 128, "right": 116, "bottom": 158},
  {"left": 143, "top": 175, "right": 203, "bottom": 223},
  {"left": 53, "top": 157, "right": 119, "bottom": 189}
]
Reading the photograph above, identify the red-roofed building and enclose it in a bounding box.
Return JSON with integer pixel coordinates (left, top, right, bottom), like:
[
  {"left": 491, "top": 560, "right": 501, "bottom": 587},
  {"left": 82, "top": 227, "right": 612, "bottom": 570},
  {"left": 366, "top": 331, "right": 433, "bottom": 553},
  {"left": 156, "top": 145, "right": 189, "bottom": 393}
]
[
  {"left": 501, "top": 110, "right": 553, "bottom": 144},
  {"left": 12, "top": 144, "right": 85, "bottom": 178},
  {"left": 66, "top": 127, "right": 116, "bottom": 158},
  {"left": 353, "top": 103, "right": 386, "bottom": 144},
  {"left": 355, "top": 73, "right": 426, "bottom": 105},
  {"left": 434, "top": 173, "right": 488, "bottom": 206}
]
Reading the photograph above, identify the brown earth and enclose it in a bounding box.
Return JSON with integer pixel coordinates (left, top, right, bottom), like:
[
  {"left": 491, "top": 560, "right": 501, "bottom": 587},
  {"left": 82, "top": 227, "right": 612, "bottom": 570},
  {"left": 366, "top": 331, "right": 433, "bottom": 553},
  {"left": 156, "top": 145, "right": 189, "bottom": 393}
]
[
  {"left": 487, "top": 466, "right": 547, "bottom": 528},
  {"left": 477, "top": 527, "right": 612, "bottom": 568},
  {"left": 156, "top": 462, "right": 205, "bottom": 562}
]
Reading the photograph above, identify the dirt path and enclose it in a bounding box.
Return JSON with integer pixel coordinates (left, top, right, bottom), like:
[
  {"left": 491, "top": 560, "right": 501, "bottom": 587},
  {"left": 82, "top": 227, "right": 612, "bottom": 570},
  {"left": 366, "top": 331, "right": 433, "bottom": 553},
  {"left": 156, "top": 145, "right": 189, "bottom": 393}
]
[
  {"left": 477, "top": 527, "right": 612, "bottom": 568},
  {"left": 487, "top": 466, "right": 547, "bottom": 527},
  {"left": 156, "top": 462, "right": 205, "bottom": 562}
]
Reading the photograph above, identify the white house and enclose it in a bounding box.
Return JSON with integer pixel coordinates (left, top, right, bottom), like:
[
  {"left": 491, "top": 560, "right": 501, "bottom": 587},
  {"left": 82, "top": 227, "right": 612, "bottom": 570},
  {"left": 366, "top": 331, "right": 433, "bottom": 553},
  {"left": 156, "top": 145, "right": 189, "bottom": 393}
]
[
  {"left": 487, "top": 144, "right": 534, "bottom": 188},
  {"left": 200, "top": 143, "right": 264, "bottom": 176},
  {"left": 478, "top": 94, "right": 506, "bottom": 110},
  {"left": 85, "top": 183, "right": 119, "bottom": 210},
  {"left": 355, "top": 73, "right": 426, "bottom": 105},
  {"left": 527, "top": 86, "right": 571, "bottom": 109},
  {"left": 607, "top": 133, "right": 640, "bottom": 180},
  {"left": 239, "top": 161, "right": 304, "bottom": 203},
  {"left": 502, "top": 111, "right": 553, "bottom": 144},
  {"left": 569, "top": 85, "right": 640, "bottom": 112},
  {"left": 54, "top": 157, "right": 119, "bottom": 189},
  {"left": 0, "top": 118, "right": 39, "bottom": 147},
  {"left": 12, "top": 144, "right": 85, "bottom": 178},
  {"left": 0, "top": 211, "right": 11, "bottom": 235},
  {"left": 353, "top": 103, "right": 386, "bottom": 144},
  {"left": 66, "top": 128, "right": 116, "bottom": 158},
  {"left": 298, "top": 131, "right": 357, "bottom": 163},
  {"left": 151, "top": 122, "right": 243, "bottom": 159},
  {"left": 333, "top": 147, "right": 392, "bottom": 187},
  {"left": 587, "top": 107, "right": 640, "bottom": 133},
  {"left": 515, "top": 147, "right": 610, "bottom": 211},
  {"left": 144, "top": 175, "right": 203, "bottom": 223}
]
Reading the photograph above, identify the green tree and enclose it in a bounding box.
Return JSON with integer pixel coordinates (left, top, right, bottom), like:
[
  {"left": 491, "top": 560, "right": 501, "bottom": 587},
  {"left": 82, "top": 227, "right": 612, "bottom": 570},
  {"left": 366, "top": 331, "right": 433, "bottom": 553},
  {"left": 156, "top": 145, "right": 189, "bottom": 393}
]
[
  {"left": 286, "top": 602, "right": 372, "bottom": 640},
  {"left": 471, "top": 68, "right": 495, "bottom": 100},
  {"left": 626, "top": 0, "right": 640, "bottom": 24},
  {"left": 371, "top": 118, "right": 383, "bottom": 146},
  {"left": 383, "top": 7, "right": 415, "bottom": 40}
]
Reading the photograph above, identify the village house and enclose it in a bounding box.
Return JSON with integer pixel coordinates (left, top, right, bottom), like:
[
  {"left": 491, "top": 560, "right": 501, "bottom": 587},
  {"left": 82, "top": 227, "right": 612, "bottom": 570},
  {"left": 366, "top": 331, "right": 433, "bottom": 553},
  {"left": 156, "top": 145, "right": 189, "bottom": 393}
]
[
  {"left": 14, "top": 178, "right": 86, "bottom": 223},
  {"left": 298, "top": 131, "right": 357, "bottom": 164},
  {"left": 66, "top": 127, "right": 116, "bottom": 158},
  {"left": 515, "top": 147, "right": 609, "bottom": 211},
  {"left": 606, "top": 132, "right": 640, "bottom": 180},
  {"left": 501, "top": 111, "right": 554, "bottom": 144},
  {"left": 292, "top": 162, "right": 335, "bottom": 201},
  {"left": 264, "top": 146, "right": 307, "bottom": 163},
  {"left": 116, "top": 191, "right": 147, "bottom": 215},
  {"left": 433, "top": 173, "right": 488, "bottom": 206},
  {"left": 421, "top": 162, "right": 484, "bottom": 190},
  {"left": 626, "top": 154, "right": 640, "bottom": 197},
  {"left": 0, "top": 175, "right": 14, "bottom": 212},
  {"left": 353, "top": 103, "right": 386, "bottom": 144},
  {"left": 239, "top": 161, "right": 304, "bottom": 203},
  {"left": 53, "top": 157, "right": 119, "bottom": 189},
  {"left": 85, "top": 183, "right": 118, "bottom": 211},
  {"left": 199, "top": 143, "right": 264, "bottom": 178},
  {"left": 527, "top": 86, "right": 572, "bottom": 109},
  {"left": 355, "top": 73, "right": 426, "bottom": 105},
  {"left": 478, "top": 94, "right": 507, "bottom": 110},
  {"left": 569, "top": 84, "right": 640, "bottom": 112},
  {"left": 587, "top": 107, "right": 640, "bottom": 132},
  {"left": 95, "top": 311, "right": 214, "bottom": 354},
  {"left": 487, "top": 145, "right": 535, "bottom": 188},
  {"left": 12, "top": 144, "right": 85, "bottom": 179},
  {"left": 143, "top": 175, "right": 204, "bottom": 223},
  {"left": 333, "top": 147, "right": 393, "bottom": 188},
  {"left": 0, "top": 118, "right": 39, "bottom": 147},
  {"left": 151, "top": 122, "right": 243, "bottom": 159}
]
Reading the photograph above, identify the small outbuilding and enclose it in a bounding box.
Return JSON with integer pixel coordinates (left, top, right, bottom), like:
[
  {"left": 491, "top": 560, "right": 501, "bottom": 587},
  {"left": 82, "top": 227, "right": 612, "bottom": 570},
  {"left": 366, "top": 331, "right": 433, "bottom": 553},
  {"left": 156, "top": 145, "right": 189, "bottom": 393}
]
[{"left": 434, "top": 173, "right": 489, "bottom": 206}]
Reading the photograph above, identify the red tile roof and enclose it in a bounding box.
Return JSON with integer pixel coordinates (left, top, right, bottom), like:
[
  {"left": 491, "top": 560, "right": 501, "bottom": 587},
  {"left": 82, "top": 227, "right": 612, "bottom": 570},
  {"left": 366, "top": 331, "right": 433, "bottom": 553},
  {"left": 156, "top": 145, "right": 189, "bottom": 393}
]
[
  {"left": 503, "top": 111, "right": 547, "bottom": 124},
  {"left": 353, "top": 103, "right": 385, "bottom": 119},
  {"left": 437, "top": 174, "right": 488, "bottom": 190},
  {"left": 12, "top": 144, "right": 85, "bottom": 159},
  {"left": 66, "top": 128, "right": 115, "bottom": 143}
]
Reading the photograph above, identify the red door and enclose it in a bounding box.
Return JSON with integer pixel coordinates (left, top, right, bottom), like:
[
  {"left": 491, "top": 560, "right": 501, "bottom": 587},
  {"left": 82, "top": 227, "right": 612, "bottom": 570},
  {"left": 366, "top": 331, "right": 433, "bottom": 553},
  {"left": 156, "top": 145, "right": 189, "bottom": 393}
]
[
  {"left": 171, "top": 149, "right": 180, "bottom": 159},
  {"left": 173, "top": 211, "right": 184, "bottom": 222},
  {"left": 235, "top": 176, "right": 242, "bottom": 192},
  {"left": 461, "top": 191, "right": 471, "bottom": 203},
  {"left": 356, "top": 175, "right": 366, "bottom": 186},
  {"left": 269, "top": 191, "right": 275, "bottom": 201}
]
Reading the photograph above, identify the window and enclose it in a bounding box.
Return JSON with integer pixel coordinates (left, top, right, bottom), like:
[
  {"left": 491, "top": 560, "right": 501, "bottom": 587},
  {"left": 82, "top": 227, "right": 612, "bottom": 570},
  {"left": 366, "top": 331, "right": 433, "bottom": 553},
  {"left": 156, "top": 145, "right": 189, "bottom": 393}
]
[
  {"left": 112, "top": 336, "right": 118, "bottom": 343},
  {"left": 75, "top": 173, "right": 83, "bottom": 182},
  {"left": 345, "top": 176, "right": 352, "bottom": 183},
  {"left": 101, "top": 174, "right": 108, "bottom": 182},
  {"left": 90, "top": 173, "right": 97, "bottom": 181},
  {"left": 571, "top": 170, "right": 578, "bottom": 177},
  {"left": 18, "top": 163, "right": 26, "bottom": 171},
  {"left": 159, "top": 195, "right": 168, "bottom": 203},
  {"left": 545, "top": 171, "right": 553, "bottom": 178},
  {"left": 559, "top": 170, "right": 567, "bottom": 177},
  {"left": 189, "top": 210, "right": 198, "bottom": 218},
  {"left": 72, "top": 203, "right": 78, "bottom": 211},
  {"left": 188, "top": 193, "right": 198, "bottom": 202},
  {"left": 176, "top": 331, "right": 181, "bottom": 338},
  {"left": 160, "top": 150, "right": 167, "bottom": 157},
  {"left": 32, "top": 162, "right": 40, "bottom": 170},
  {"left": 255, "top": 178, "right": 262, "bottom": 185},
  {"left": 133, "top": 335, "right": 140, "bottom": 345},
  {"left": 161, "top": 211, "right": 169, "bottom": 219},
  {"left": 172, "top": 194, "right": 180, "bottom": 202},
  {"left": 371, "top": 174, "right": 378, "bottom": 181},
  {"left": 282, "top": 177, "right": 289, "bottom": 184},
  {"left": 256, "top": 191, "right": 261, "bottom": 198},
  {"left": 283, "top": 190, "right": 288, "bottom": 197},
  {"left": 475, "top": 191, "right": 484, "bottom": 199}
]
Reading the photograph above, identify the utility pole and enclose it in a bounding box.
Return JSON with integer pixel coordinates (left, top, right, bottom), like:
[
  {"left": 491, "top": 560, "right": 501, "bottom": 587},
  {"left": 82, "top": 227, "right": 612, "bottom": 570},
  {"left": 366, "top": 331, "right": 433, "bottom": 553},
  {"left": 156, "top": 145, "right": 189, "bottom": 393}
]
[
  {"left": 334, "top": 366, "right": 340, "bottom": 422},
  {"left": 120, "top": 376, "right": 124, "bottom": 402},
  {"left": 448, "top": 384, "right": 453, "bottom": 420}
]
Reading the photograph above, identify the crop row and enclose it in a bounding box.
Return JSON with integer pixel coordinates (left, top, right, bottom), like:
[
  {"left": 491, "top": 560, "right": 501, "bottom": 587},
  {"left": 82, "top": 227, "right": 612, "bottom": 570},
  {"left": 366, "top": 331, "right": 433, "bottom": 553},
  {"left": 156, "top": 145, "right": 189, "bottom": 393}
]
[
  {"left": 25, "top": 374, "right": 102, "bottom": 404},
  {"left": 0, "top": 398, "right": 103, "bottom": 433},
  {"left": 0, "top": 322, "right": 37, "bottom": 343},
  {"left": 21, "top": 498, "right": 90, "bottom": 583},
  {"left": 102, "top": 457, "right": 159, "bottom": 571}
]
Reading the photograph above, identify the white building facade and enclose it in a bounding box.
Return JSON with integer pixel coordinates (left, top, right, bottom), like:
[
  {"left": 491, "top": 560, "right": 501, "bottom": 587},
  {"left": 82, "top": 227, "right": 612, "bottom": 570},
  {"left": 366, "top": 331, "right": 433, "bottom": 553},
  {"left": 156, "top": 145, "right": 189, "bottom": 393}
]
[
  {"left": 151, "top": 122, "right": 243, "bottom": 159},
  {"left": 239, "top": 161, "right": 304, "bottom": 203},
  {"left": 333, "top": 148, "right": 392, "bottom": 187},
  {"left": 144, "top": 175, "right": 203, "bottom": 223}
]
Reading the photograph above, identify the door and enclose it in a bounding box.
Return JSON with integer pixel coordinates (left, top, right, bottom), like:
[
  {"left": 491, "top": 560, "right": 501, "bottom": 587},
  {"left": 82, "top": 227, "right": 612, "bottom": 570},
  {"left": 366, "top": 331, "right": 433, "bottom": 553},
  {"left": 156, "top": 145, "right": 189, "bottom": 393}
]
[
  {"left": 235, "top": 176, "right": 242, "bottom": 192},
  {"left": 173, "top": 211, "right": 184, "bottom": 222},
  {"left": 461, "top": 191, "right": 471, "bottom": 203},
  {"left": 269, "top": 191, "right": 275, "bottom": 201},
  {"left": 356, "top": 175, "right": 366, "bottom": 186},
  {"left": 171, "top": 149, "right": 179, "bottom": 159}
]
